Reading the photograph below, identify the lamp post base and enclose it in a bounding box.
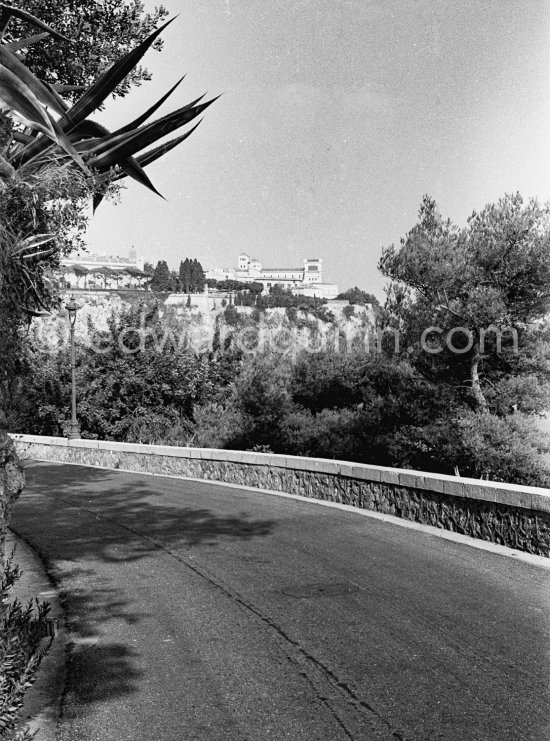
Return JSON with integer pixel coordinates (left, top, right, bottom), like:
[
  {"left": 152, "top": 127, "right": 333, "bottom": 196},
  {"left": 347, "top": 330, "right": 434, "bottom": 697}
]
[{"left": 67, "top": 424, "right": 80, "bottom": 440}]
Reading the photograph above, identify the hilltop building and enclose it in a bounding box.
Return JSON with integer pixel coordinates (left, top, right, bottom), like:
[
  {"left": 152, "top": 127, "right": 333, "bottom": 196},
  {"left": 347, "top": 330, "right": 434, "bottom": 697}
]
[
  {"left": 205, "top": 252, "right": 338, "bottom": 299},
  {"left": 60, "top": 247, "right": 146, "bottom": 289}
]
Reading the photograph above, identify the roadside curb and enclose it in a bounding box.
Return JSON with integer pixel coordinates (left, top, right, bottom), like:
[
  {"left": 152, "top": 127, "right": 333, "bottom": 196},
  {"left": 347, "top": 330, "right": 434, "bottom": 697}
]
[{"left": 6, "top": 528, "right": 67, "bottom": 741}]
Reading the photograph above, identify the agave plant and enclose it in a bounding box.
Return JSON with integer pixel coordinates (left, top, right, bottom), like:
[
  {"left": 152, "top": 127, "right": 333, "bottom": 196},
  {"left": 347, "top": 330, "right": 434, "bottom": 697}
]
[{"left": 0, "top": 6, "right": 216, "bottom": 315}]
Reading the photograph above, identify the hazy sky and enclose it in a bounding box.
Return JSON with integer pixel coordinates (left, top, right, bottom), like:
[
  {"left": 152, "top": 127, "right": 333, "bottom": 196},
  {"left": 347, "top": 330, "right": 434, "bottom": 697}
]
[{"left": 85, "top": 0, "right": 550, "bottom": 298}]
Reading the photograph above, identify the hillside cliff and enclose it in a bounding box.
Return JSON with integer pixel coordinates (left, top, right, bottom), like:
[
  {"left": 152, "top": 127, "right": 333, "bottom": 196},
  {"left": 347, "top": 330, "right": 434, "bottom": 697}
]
[{"left": 29, "top": 290, "right": 377, "bottom": 357}]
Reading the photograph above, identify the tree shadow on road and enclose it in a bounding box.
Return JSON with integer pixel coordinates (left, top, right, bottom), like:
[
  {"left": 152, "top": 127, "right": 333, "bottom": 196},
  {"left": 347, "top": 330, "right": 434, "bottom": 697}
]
[
  {"left": 15, "top": 461, "right": 277, "bottom": 562},
  {"left": 9, "top": 461, "right": 277, "bottom": 713},
  {"left": 63, "top": 643, "right": 144, "bottom": 708}
]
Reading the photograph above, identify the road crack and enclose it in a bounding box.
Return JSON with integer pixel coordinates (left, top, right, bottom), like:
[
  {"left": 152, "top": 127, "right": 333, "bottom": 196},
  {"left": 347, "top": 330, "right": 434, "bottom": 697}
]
[{"left": 33, "top": 489, "right": 414, "bottom": 741}]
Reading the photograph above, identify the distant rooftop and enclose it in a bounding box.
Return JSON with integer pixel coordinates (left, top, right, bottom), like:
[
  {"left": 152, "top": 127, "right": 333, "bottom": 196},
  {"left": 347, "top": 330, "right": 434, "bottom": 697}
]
[
  {"left": 68, "top": 254, "right": 134, "bottom": 264},
  {"left": 262, "top": 267, "right": 303, "bottom": 272}
]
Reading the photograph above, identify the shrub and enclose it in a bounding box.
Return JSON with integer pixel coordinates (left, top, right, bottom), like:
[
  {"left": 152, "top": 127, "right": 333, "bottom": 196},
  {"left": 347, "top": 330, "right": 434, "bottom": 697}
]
[
  {"left": 285, "top": 306, "right": 297, "bottom": 323},
  {"left": 223, "top": 305, "right": 241, "bottom": 326},
  {"left": 452, "top": 411, "right": 550, "bottom": 486},
  {"left": 279, "top": 407, "right": 368, "bottom": 461},
  {"left": 0, "top": 552, "right": 53, "bottom": 740}
]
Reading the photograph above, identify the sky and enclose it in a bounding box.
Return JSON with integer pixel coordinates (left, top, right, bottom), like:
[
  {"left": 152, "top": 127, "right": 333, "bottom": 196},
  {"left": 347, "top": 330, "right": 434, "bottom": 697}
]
[{"left": 84, "top": 0, "right": 550, "bottom": 299}]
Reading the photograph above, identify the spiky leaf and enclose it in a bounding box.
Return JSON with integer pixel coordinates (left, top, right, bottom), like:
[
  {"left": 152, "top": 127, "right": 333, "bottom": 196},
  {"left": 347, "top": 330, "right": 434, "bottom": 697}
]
[
  {"left": 0, "top": 64, "right": 56, "bottom": 139},
  {"left": 0, "top": 45, "right": 67, "bottom": 118},
  {"left": 135, "top": 127, "right": 202, "bottom": 170},
  {"left": 0, "top": 4, "right": 70, "bottom": 42},
  {"left": 114, "top": 76, "right": 187, "bottom": 136},
  {"left": 88, "top": 97, "right": 215, "bottom": 171},
  {"left": 4, "top": 33, "right": 49, "bottom": 52},
  {"left": 66, "top": 16, "right": 176, "bottom": 128}
]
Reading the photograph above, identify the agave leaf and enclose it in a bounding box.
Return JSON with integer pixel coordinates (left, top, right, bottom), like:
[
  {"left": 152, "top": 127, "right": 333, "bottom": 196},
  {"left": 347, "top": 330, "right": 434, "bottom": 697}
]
[
  {"left": 52, "top": 84, "right": 87, "bottom": 93},
  {"left": 91, "top": 152, "right": 166, "bottom": 211},
  {"left": 4, "top": 32, "right": 49, "bottom": 51},
  {"left": 43, "top": 81, "right": 70, "bottom": 112},
  {"left": 17, "top": 129, "right": 90, "bottom": 175},
  {"left": 119, "top": 155, "right": 164, "bottom": 198},
  {"left": 82, "top": 94, "right": 206, "bottom": 163},
  {"left": 12, "top": 130, "right": 34, "bottom": 144},
  {"left": 135, "top": 127, "right": 202, "bottom": 169},
  {"left": 114, "top": 76, "right": 187, "bottom": 136},
  {"left": 88, "top": 97, "right": 215, "bottom": 171},
  {"left": 0, "top": 9, "right": 10, "bottom": 37},
  {"left": 73, "top": 137, "right": 103, "bottom": 153},
  {"left": 107, "top": 125, "right": 202, "bottom": 186},
  {"left": 21, "top": 247, "right": 56, "bottom": 261},
  {"left": 66, "top": 16, "right": 177, "bottom": 128},
  {"left": 0, "top": 45, "right": 67, "bottom": 118},
  {"left": 80, "top": 94, "right": 203, "bottom": 160},
  {"left": 0, "top": 64, "right": 56, "bottom": 139},
  {"left": 91, "top": 154, "right": 164, "bottom": 210},
  {"left": 70, "top": 122, "right": 109, "bottom": 157},
  {"left": 47, "top": 112, "right": 91, "bottom": 173},
  {"left": 70, "top": 120, "right": 110, "bottom": 140},
  {"left": 12, "top": 234, "right": 55, "bottom": 257},
  {"left": 92, "top": 191, "right": 104, "bottom": 212},
  {"left": 13, "top": 110, "right": 92, "bottom": 173},
  {"left": 0, "top": 5, "right": 70, "bottom": 42},
  {"left": 20, "top": 305, "right": 51, "bottom": 317}
]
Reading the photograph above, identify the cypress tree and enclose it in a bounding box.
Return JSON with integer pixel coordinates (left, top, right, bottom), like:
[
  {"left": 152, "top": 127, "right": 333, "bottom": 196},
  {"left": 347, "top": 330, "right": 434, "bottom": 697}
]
[{"left": 150, "top": 260, "right": 173, "bottom": 292}]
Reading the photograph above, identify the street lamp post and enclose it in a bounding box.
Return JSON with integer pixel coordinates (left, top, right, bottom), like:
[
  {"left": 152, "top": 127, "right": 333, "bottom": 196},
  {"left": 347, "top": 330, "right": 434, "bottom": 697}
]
[{"left": 66, "top": 296, "right": 80, "bottom": 439}]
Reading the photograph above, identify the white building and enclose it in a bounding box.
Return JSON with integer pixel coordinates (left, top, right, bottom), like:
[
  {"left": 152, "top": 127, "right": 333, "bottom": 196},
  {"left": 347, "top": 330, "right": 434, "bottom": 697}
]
[
  {"left": 60, "top": 247, "right": 146, "bottom": 289},
  {"left": 205, "top": 253, "right": 338, "bottom": 299}
]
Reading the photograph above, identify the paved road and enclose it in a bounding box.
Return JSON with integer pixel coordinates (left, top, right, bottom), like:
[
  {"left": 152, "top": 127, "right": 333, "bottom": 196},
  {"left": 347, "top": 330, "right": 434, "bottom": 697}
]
[{"left": 10, "top": 462, "right": 550, "bottom": 741}]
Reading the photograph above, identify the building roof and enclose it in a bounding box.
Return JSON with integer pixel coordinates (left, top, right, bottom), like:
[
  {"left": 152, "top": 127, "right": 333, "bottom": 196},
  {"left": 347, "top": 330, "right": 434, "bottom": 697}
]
[
  {"left": 261, "top": 268, "right": 303, "bottom": 273},
  {"left": 63, "top": 254, "right": 134, "bottom": 265}
]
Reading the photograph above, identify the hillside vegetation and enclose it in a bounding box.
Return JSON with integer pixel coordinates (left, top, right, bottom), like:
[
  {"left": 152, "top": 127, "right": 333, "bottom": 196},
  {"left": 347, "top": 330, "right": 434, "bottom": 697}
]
[{"left": 8, "top": 292, "right": 550, "bottom": 488}]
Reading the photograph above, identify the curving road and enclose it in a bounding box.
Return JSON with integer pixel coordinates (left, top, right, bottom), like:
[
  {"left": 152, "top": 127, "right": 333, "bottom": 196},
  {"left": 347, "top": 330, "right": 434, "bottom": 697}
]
[{"left": 10, "top": 461, "right": 550, "bottom": 741}]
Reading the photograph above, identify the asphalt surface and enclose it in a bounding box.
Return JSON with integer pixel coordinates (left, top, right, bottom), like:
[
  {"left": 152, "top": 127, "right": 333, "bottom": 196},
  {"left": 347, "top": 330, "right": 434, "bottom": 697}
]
[{"left": 9, "top": 461, "right": 550, "bottom": 741}]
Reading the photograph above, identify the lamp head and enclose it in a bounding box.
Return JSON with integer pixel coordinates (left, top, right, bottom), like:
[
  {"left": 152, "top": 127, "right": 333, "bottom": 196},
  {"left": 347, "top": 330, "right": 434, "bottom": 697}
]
[{"left": 66, "top": 295, "right": 78, "bottom": 326}]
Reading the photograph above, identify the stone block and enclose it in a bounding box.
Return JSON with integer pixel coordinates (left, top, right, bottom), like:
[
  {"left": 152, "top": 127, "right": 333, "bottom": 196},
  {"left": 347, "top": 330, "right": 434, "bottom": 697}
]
[
  {"left": 442, "top": 478, "right": 465, "bottom": 498},
  {"left": 378, "top": 469, "right": 400, "bottom": 486},
  {"left": 531, "top": 491, "right": 550, "bottom": 514},
  {"left": 489, "top": 487, "right": 533, "bottom": 511},
  {"left": 421, "top": 474, "right": 446, "bottom": 494},
  {"left": 398, "top": 471, "right": 425, "bottom": 489},
  {"left": 346, "top": 465, "right": 382, "bottom": 483}
]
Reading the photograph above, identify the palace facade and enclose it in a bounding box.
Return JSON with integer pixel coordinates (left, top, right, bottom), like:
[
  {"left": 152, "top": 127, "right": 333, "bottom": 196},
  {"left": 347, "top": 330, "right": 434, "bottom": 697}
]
[{"left": 205, "top": 253, "right": 338, "bottom": 299}]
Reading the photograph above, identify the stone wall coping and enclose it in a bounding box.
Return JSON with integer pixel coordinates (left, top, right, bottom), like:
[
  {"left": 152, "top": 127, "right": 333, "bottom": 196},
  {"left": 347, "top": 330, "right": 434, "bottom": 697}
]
[{"left": 10, "top": 433, "right": 550, "bottom": 513}]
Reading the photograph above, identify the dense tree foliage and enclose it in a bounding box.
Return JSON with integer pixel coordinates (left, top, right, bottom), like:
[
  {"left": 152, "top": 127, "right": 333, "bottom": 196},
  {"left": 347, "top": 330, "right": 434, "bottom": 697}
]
[
  {"left": 336, "top": 287, "right": 380, "bottom": 306},
  {"left": 19, "top": 306, "right": 242, "bottom": 443},
  {"left": 379, "top": 194, "right": 550, "bottom": 412},
  {"left": 209, "top": 279, "right": 263, "bottom": 293},
  {"left": 179, "top": 258, "right": 205, "bottom": 293},
  {"left": 149, "top": 260, "right": 173, "bottom": 292},
  {"left": 14, "top": 300, "right": 550, "bottom": 486},
  {"left": 6, "top": 0, "right": 168, "bottom": 100},
  {"left": 9, "top": 191, "right": 550, "bottom": 487}
]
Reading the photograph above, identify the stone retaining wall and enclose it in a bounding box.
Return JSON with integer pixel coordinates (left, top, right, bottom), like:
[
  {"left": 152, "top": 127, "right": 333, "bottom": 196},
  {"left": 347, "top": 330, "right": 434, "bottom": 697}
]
[{"left": 11, "top": 434, "right": 550, "bottom": 556}]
